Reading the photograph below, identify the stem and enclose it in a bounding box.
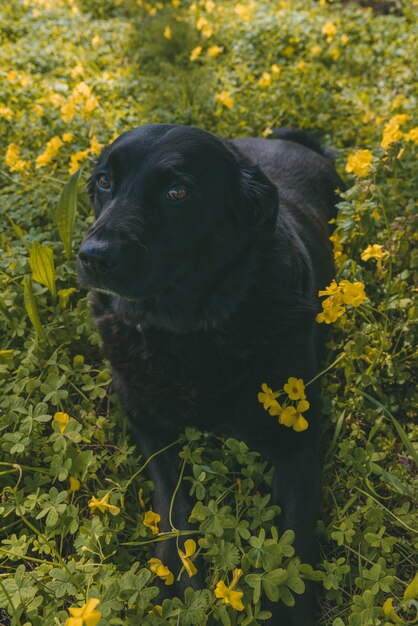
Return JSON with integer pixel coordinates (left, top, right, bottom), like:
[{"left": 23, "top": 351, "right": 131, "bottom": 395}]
[
  {"left": 124, "top": 438, "right": 180, "bottom": 490},
  {"left": 305, "top": 352, "right": 345, "bottom": 388},
  {"left": 169, "top": 455, "right": 187, "bottom": 532}
]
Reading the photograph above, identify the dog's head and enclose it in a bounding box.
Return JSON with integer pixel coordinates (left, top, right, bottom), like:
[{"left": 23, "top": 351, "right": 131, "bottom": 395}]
[{"left": 77, "top": 124, "right": 278, "bottom": 331}]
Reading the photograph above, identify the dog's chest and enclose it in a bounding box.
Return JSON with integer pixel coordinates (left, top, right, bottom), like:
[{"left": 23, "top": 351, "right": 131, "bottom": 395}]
[{"left": 98, "top": 314, "right": 275, "bottom": 432}]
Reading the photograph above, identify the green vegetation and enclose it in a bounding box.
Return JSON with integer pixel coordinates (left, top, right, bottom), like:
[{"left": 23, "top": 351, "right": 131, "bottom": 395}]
[{"left": 0, "top": 1, "right": 417, "bottom": 624}]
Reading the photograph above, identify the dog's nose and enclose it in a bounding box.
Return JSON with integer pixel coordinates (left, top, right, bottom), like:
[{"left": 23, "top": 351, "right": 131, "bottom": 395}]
[{"left": 78, "top": 240, "right": 118, "bottom": 273}]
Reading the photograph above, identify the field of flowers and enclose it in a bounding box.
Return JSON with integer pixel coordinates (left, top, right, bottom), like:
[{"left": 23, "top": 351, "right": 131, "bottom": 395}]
[{"left": 0, "top": 0, "right": 417, "bottom": 624}]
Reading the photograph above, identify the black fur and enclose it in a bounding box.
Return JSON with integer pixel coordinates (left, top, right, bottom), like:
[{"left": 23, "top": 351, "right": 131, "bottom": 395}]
[{"left": 77, "top": 124, "right": 343, "bottom": 625}]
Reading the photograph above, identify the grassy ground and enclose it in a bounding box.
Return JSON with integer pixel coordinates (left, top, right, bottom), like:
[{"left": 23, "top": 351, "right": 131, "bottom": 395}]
[{"left": 0, "top": 1, "right": 417, "bottom": 624}]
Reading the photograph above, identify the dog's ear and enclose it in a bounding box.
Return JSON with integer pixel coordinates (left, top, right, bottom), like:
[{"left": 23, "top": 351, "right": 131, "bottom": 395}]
[{"left": 238, "top": 162, "right": 279, "bottom": 232}]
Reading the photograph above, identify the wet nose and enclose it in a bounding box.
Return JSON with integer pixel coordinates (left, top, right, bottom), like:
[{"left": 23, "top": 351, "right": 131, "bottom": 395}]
[{"left": 78, "top": 240, "right": 118, "bottom": 273}]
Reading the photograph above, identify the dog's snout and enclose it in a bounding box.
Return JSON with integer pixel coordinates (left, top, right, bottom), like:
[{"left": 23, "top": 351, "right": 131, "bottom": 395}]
[{"left": 78, "top": 240, "right": 118, "bottom": 273}]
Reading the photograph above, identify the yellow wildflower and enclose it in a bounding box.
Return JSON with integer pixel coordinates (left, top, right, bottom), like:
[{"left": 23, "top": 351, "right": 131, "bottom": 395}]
[
  {"left": 178, "top": 539, "right": 197, "bottom": 577},
  {"left": 35, "top": 136, "right": 63, "bottom": 169},
  {"left": 283, "top": 377, "right": 306, "bottom": 401},
  {"left": 69, "top": 149, "right": 89, "bottom": 175},
  {"left": 62, "top": 132, "right": 74, "bottom": 143},
  {"left": 91, "top": 34, "right": 101, "bottom": 47},
  {"left": 207, "top": 45, "right": 223, "bottom": 57},
  {"left": 65, "top": 598, "right": 101, "bottom": 626},
  {"left": 163, "top": 26, "right": 172, "bottom": 39},
  {"left": 404, "top": 127, "right": 418, "bottom": 143},
  {"left": 271, "top": 64, "right": 281, "bottom": 75},
  {"left": 215, "top": 91, "right": 234, "bottom": 109},
  {"left": 345, "top": 149, "right": 373, "bottom": 177},
  {"left": 148, "top": 558, "right": 174, "bottom": 585},
  {"left": 339, "top": 280, "right": 367, "bottom": 307},
  {"left": 71, "top": 62, "right": 84, "bottom": 79},
  {"left": 53, "top": 411, "right": 70, "bottom": 434},
  {"left": 404, "top": 572, "right": 418, "bottom": 600},
  {"left": 382, "top": 598, "right": 405, "bottom": 624},
  {"left": 361, "top": 244, "right": 385, "bottom": 262},
  {"left": 234, "top": 2, "right": 253, "bottom": 21},
  {"left": 69, "top": 476, "right": 81, "bottom": 492},
  {"left": 258, "top": 72, "right": 272, "bottom": 88},
  {"left": 381, "top": 119, "right": 403, "bottom": 149},
  {"left": 61, "top": 99, "right": 77, "bottom": 122},
  {"left": 340, "top": 34, "right": 349, "bottom": 45},
  {"left": 89, "top": 136, "right": 102, "bottom": 155},
  {"left": 278, "top": 406, "right": 308, "bottom": 432},
  {"left": 143, "top": 509, "right": 160, "bottom": 534},
  {"left": 5, "top": 143, "right": 29, "bottom": 172},
  {"left": 88, "top": 493, "right": 120, "bottom": 516},
  {"left": 268, "top": 400, "right": 282, "bottom": 417},
  {"left": 311, "top": 44, "right": 321, "bottom": 57},
  {"left": 258, "top": 383, "right": 279, "bottom": 410},
  {"left": 322, "top": 21, "right": 337, "bottom": 40},
  {"left": 0, "top": 105, "right": 13, "bottom": 120},
  {"left": 205, "top": 0, "right": 215, "bottom": 11},
  {"left": 215, "top": 568, "right": 244, "bottom": 611},
  {"left": 316, "top": 301, "right": 345, "bottom": 324},
  {"left": 189, "top": 46, "right": 203, "bottom": 62}
]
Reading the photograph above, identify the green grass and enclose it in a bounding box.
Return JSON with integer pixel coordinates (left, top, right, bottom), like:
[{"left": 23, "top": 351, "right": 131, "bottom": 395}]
[{"left": 0, "top": 1, "right": 417, "bottom": 624}]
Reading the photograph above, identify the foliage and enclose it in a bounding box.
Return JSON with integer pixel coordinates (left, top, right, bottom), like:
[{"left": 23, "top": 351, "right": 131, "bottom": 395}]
[{"left": 0, "top": 0, "right": 417, "bottom": 624}]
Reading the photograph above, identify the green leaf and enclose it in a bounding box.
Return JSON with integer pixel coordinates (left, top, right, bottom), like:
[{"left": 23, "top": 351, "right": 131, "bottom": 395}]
[
  {"left": 29, "top": 241, "right": 56, "bottom": 300},
  {"left": 23, "top": 275, "right": 46, "bottom": 341},
  {"left": 56, "top": 167, "right": 82, "bottom": 259}
]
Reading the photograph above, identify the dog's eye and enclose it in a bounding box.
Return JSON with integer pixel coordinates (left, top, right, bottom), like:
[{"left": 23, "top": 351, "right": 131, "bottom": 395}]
[
  {"left": 166, "top": 186, "right": 189, "bottom": 201},
  {"left": 97, "top": 174, "right": 111, "bottom": 191}
]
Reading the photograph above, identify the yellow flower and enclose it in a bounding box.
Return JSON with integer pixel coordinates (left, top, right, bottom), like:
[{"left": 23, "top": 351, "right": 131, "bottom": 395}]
[
  {"left": 215, "top": 568, "right": 244, "bottom": 611},
  {"left": 215, "top": 91, "right": 234, "bottom": 109},
  {"left": 205, "top": 0, "right": 215, "bottom": 11},
  {"left": 234, "top": 2, "right": 253, "bottom": 21},
  {"left": 88, "top": 493, "right": 120, "bottom": 516},
  {"left": 278, "top": 406, "right": 309, "bottom": 431},
  {"left": 143, "top": 509, "right": 160, "bottom": 534},
  {"left": 62, "top": 132, "right": 74, "bottom": 143},
  {"left": 268, "top": 400, "right": 282, "bottom": 417},
  {"left": 404, "top": 572, "right": 418, "bottom": 600},
  {"left": 311, "top": 44, "right": 321, "bottom": 57},
  {"left": 361, "top": 244, "right": 385, "bottom": 262},
  {"left": 69, "top": 476, "right": 81, "bottom": 492},
  {"left": 316, "top": 302, "right": 345, "bottom": 324},
  {"left": 148, "top": 558, "right": 174, "bottom": 585},
  {"left": 163, "top": 26, "right": 172, "bottom": 39},
  {"left": 340, "top": 34, "right": 349, "bottom": 45},
  {"left": 258, "top": 72, "right": 272, "bottom": 88},
  {"left": 65, "top": 598, "right": 101, "bottom": 626},
  {"left": 297, "top": 399, "right": 310, "bottom": 413},
  {"left": 53, "top": 411, "right": 70, "bottom": 434},
  {"left": 271, "top": 64, "right": 280, "bottom": 75},
  {"left": 35, "top": 136, "right": 64, "bottom": 169},
  {"left": 382, "top": 597, "right": 405, "bottom": 624},
  {"left": 89, "top": 136, "right": 102, "bottom": 156},
  {"left": 178, "top": 539, "right": 197, "bottom": 577},
  {"left": 207, "top": 45, "right": 223, "bottom": 57},
  {"left": 189, "top": 46, "right": 203, "bottom": 62},
  {"left": 0, "top": 105, "right": 13, "bottom": 120},
  {"left": 404, "top": 127, "right": 418, "bottom": 143},
  {"left": 339, "top": 280, "right": 367, "bottom": 307},
  {"left": 345, "top": 149, "right": 373, "bottom": 177},
  {"left": 5, "top": 143, "right": 29, "bottom": 172},
  {"left": 258, "top": 383, "right": 279, "bottom": 410},
  {"left": 279, "top": 405, "right": 297, "bottom": 426},
  {"left": 283, "top": 377, "right": 306, "bottom": 401},
  {"left": 322, "top": 21, "right": 337, "bottom": 39},
  {"left": 69, "top": 149, "right": 89, "bottom": 174},
  {"left": 381, "top": 119, "right": 403, "bottom": 149}
]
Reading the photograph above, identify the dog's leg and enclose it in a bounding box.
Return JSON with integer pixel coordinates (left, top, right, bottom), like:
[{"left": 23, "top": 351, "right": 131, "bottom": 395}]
[
  {"left": 131, "top": 427, "right": 204, "bottom": 596},
  {"left": 256, "top": 406, "right": 321, "bottom": 626}
]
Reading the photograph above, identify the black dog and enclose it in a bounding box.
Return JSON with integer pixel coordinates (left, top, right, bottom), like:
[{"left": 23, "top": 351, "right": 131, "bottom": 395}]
[{"left": 77, "top": 124, "right": 342, "bottom": 624}]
